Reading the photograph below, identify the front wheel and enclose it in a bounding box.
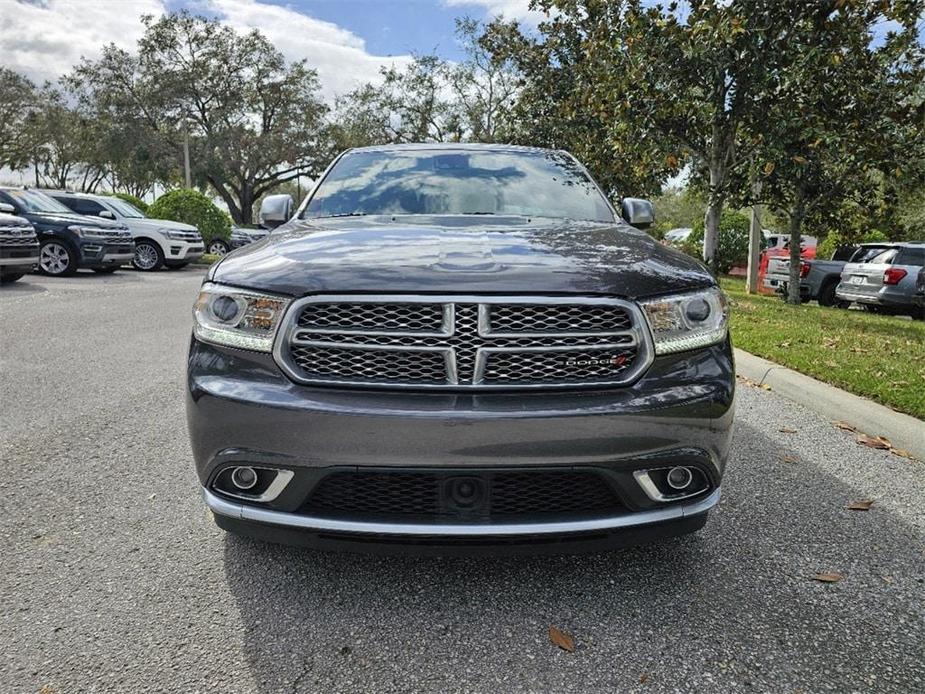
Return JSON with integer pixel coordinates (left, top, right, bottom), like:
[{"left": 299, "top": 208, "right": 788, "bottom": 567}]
[
  {"left": 207, "top": 239, "right": 230, "bottom": 256},
  {"left": 39, "top": 240, "right": 77, "bottom": 276},
  {"left": 133, "top": 240, "right": 164, "bottom": 271}
]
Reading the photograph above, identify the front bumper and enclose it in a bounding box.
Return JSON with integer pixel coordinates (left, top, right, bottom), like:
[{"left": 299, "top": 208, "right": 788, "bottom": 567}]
[
  {"left": 79, "top": 242, "right": 134, "bottom": 268},
  {"left": 0, "top": 244, "right": 39, "bottom": 272},
  {"left": 166, "top": 241, "right": 204, "bottom": 261},
  {"left": 187, "top": 337, "right": 735, "bottom": 549}
]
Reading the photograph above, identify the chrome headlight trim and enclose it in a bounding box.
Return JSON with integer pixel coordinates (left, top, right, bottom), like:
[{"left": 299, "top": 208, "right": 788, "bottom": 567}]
[
  {"left": 192, "top": 282, "right": 292, "bottom": 352},
  {"left": 639, "top": 287, "right": 729, "bottom": 355}
]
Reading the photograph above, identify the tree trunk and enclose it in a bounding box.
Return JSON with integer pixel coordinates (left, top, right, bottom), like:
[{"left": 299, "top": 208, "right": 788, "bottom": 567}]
[
  {"left": 703, "top": 162, "right": 725, "bottom": 269},
  {"left": 786, "top": 191, "right": 807, "bottom": 305},
  {"left": 703, "top": 197, "right": 723, "bottom": 268},
  {"left": 746, "top": 204, "right": 762, "bottom": 294}
]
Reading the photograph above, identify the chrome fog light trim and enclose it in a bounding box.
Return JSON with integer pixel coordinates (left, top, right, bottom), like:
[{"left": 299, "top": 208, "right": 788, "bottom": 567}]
[{"left": 213, "top": 467, "right": 294, "bottom": 503}]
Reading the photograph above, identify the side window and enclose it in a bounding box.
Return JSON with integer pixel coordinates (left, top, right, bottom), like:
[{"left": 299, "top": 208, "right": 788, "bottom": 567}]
[
  {"left": 868, "top": 248, "right": 898, "bottom": 265},
  {"left": 895, "top": 247, "right": 925, "bottom": 267},
  {"left": 51, "top": 195, "right": 81, "bottom": 213},
  {"left": 74, "top": 199, "right": 105, "bottom": 215},
  {"left": 0, "top": 191, "right": 21, "bottom": 212}
]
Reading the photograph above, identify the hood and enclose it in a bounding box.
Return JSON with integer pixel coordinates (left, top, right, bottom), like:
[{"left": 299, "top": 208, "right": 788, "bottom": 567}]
[
  {"left": 131, "top": 217, "right": 198, "bottom": 232},
  {"left": 24, "top": 211, "right": 128, "bottom": 230},
  {"left": 212, "top": 215, "right": 715, "bottom": 299}
]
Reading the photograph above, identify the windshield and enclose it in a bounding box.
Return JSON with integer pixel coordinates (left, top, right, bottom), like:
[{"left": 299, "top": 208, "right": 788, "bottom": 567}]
[
  {"left": 103, "top": 197, "right": 146, "bottom": 219},
  {"left": 4, "top": 189, "right": 72, "bottom": 214},
  {"left": 302, "top": 149, "right": 615, "bottom": 222}
]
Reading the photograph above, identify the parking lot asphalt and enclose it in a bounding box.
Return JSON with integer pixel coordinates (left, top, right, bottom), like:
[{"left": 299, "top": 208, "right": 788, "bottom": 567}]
[{"left": 1, "top": 269, "right": 923, "bottom": 694}]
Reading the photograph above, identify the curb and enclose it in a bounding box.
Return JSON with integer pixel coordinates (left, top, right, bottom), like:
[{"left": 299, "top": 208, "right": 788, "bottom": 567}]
[{"left": 734, "top": 348, "right": 924, "bottom": 462}]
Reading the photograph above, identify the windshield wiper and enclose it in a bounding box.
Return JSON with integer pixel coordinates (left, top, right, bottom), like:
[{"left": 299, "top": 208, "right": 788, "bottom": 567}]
[{"left": 316, "top": 212, "right": 368, "bottom": 219}]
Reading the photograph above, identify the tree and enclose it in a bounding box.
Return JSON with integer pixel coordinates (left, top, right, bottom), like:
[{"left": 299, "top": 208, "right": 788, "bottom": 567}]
[
  {"left": 26, "top": 83, "right": 109, "bottom": 191},
  {"left": 450, "top": 18, "right": 519, "bottom": 143},
  {"left": 749, "top": 1, "right": 925, "bottom": 303},
  {"left": 0, "top": 68, "right": 37, "bottom": 171},
  {"left": 482, "top": 13, "right": 679, "bottom": 199},
  {"left": 71, "top": 12, "right": 330, "bottom": 224}
]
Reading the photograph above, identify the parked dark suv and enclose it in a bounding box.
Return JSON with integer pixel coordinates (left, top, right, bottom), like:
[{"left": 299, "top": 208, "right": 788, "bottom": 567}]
[
  {"left": 187, "top": 144, "right": 734, "bottom": 552},
  {"left": 0, "top": 188, "right": 133, "bottom": 276},
  {"left": 0, "top": 212, "right": 40, "bottom": 284}
]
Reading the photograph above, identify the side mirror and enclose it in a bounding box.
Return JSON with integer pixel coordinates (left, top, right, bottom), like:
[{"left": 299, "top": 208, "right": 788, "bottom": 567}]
[
  {"left": 0, "top": 202, "right": 15, "bottom": 214},
  {"left": 259, "top": 194, "right": 294, "bottom": 230},
  {"left": 620, "top": 198, "right": 654, "bottom": 229},
  {"left": 99, "top": 210, "right": 115, "bottom": 220}
]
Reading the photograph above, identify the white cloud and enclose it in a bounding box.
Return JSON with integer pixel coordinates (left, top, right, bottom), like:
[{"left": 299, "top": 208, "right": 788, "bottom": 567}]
[
  {"left": 203, "top": 0, "right": 411, "bottom": 100},
  {"left": 0, "top": 0, "right": 164, "bottom": 84},
  {"left": 0, "top": 0, "right": 411, "bottom": 100},
  {"left": 443, "top": 0, "right": 547, "bottom": 24}
]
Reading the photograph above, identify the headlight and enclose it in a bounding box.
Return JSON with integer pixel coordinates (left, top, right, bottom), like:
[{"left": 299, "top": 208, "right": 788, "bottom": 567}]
[
  {"left": 68, "top": 225, "right": 111, "bottom": 239},
  {"left": 640, "top": 287, "right": 729, "bottom": 354},
  {"left": 165, "top": 230, "right": 193, "bottom": 240},
  {"left": 193, "top": 282, "right": 291, "bottom": 352}
]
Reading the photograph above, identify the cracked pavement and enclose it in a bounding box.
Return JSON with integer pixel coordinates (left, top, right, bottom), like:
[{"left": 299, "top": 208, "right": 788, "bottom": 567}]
[{"left": 2, "top": 269, "right": 923, "bottom": 693}]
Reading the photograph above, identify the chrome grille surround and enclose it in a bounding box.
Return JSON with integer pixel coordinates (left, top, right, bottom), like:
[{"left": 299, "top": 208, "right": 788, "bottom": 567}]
[{"left": 274, "top": 295, "right": 654, "bottom": 390}]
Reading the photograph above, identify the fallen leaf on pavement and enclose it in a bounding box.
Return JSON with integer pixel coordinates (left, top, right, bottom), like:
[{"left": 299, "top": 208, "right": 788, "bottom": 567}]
[
  {"left": 778, "top": 427, "right": 797, "bottom": 434},
  {"left": 891, "top": 448, "right": 916, "bottom": 461},
  {"left": 779, "top": 454, "right": 799, "bottom": 464},
  {"left": 760, "top": 383, "right": 772, "bottom": 391},
  {"left": 812, "top": 572, "right": 843, "bottom": 583},
  {"left": 857, "top": 434, "right": 891, "bottom": 450},
  {"left": 834, "top": 421, "right": 856, "bottom": 431},
  {"left": 639, "top": 673, "right": 650, "bottom": 684},
  {"left": 548, "top": 625, "right": 575, "bottom": 653},
  {"left": 847, "top": 499, "right": 874, "bottom": 511}
]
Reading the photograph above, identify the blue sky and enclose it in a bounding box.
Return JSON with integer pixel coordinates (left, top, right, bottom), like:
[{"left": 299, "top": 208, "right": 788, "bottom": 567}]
[{"left": 263, "top": 0, "right": 472, "bottom": 61}]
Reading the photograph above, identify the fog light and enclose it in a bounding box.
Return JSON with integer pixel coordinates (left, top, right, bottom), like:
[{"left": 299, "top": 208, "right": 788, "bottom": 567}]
[
  {"left": 666, "top": 466, "right": 693, "bottom": 490},
  {"left": 230, "top": 466, "right": 258, "bottom": 490}
]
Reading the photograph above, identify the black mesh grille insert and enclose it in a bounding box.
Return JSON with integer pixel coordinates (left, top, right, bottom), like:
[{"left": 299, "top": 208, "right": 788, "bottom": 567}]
[{"left": 301, "top": 469, "right": 624, "bottom": 523}]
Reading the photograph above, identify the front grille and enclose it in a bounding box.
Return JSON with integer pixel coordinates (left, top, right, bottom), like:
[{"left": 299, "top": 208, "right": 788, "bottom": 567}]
[
  {"left": 301, "top": 469, "right": 624, "bottom": 522},
  {"left": 0, "top": 236, "right": 38, "bottom": 247},
  {"left": 278, "top": 296, "right": 650, "bottom": 389}
]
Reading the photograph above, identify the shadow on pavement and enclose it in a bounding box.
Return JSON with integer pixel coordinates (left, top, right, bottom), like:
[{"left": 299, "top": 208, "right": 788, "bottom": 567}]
[{"left": 220, "top": 418, "right": 925, "bottom": 692}]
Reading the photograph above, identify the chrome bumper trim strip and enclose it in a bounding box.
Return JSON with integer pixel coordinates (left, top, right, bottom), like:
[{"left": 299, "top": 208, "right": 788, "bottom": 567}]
[{"left": 203, "top": 487, "right": 720, "bottom": 537}]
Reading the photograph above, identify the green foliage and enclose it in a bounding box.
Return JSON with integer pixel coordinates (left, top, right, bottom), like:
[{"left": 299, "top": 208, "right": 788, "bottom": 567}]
[
  {"left": 148, "top": 189, "right": 230, "bottom": 241},
  {"left": 652, "top": 188, "right": 708, "bottom": 239},
  {"left": 816, "top": 229, "right": 889, "bottom": 261},
  {"left": 681, "top": 211, "right": 751, "bottom": 274},
  {"left": 112, "top": 192, "right": 148, "bottom": 213},
  {"left": 0, "top": 67, "right": 37, "bottom": 170},
  {"left": 720, "top": 276, "right": 925, "bottom": 419}
]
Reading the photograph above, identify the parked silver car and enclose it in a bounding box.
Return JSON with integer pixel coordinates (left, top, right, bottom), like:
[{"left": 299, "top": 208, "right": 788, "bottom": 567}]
[{"left": 835, "top": 242, "right": 925, "bottom": 319}]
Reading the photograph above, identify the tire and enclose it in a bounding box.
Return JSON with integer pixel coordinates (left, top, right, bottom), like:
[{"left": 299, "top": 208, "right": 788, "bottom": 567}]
[
  {"left": 817, "top": 281, "right": 839, "bottom": 307},
  {"left": 133, "top": 240, "right": 164, "bottom": 271},
  {"left": 0, "top": 273, "right": 24, "bottom": 284},
  {"left": 39, "top": 240, "right": 78, "bottom": 277},
  {"left": 93, "top": 267, "right": 118, "bottom": 274},
  {"left": 207, "top": 239, "right": 230, "bottom": 256}
]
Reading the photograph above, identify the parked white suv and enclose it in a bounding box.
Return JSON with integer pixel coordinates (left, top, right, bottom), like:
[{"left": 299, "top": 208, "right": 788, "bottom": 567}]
[{"left": 47, "top": 192, "right": 205, "bottom": 271}]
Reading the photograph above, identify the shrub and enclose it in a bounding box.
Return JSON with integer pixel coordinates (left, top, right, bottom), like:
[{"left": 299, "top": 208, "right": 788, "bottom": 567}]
[
  {"left": 147, "top": 189, "right": 231, "bottom": 242},
  {"left": 112, "top": 192, "right": 149, "bottom": 214},
  {"left": 681, "top": 210, "right": 751, "bottom": 274},
  {"left": 816, "top": 229, "right": 889, "bottom": 261}
]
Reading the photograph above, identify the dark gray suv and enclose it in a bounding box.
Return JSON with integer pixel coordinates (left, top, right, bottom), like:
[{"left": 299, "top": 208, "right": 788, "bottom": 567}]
[{"left": 187, "top": 144, "right": 735, "bottom": 552}]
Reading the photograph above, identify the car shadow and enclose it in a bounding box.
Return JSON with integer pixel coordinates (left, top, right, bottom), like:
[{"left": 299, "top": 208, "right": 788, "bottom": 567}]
[
  {"left": 220, "top": 419, "right": 925, "bottom": 692},
  {"left": 1, "top": 278, "right": 47, "bottom": 294}
]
